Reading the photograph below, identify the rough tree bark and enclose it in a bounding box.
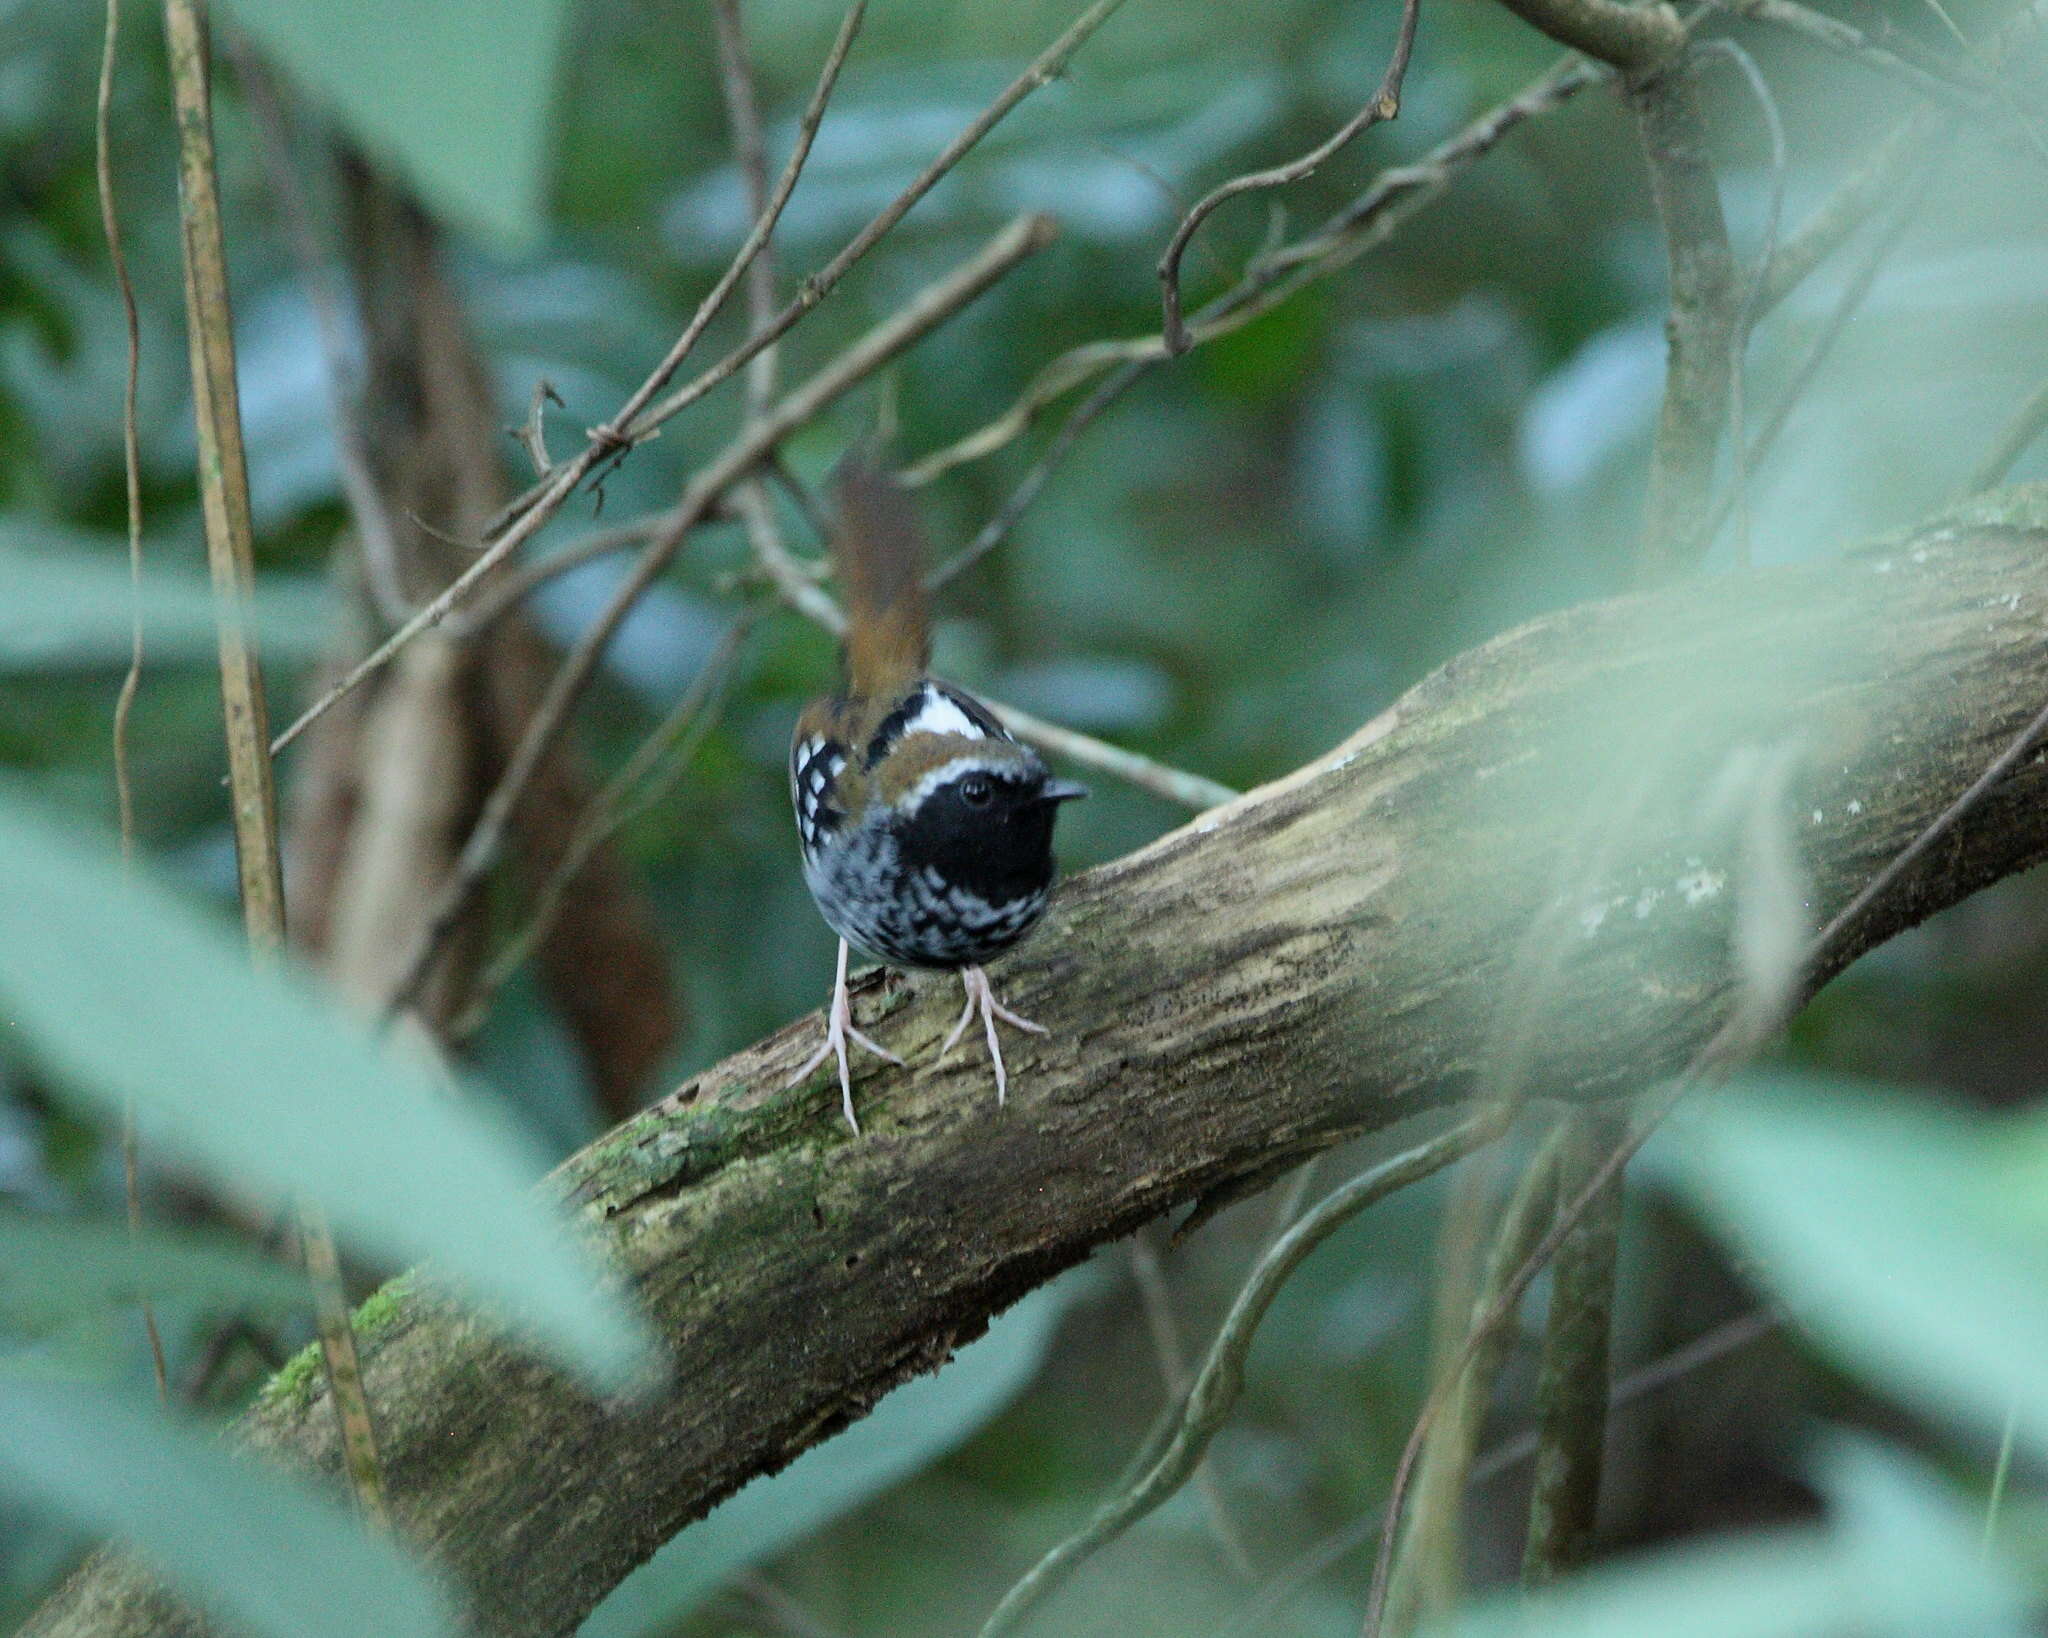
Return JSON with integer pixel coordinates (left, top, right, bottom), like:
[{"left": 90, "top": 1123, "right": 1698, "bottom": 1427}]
[{"left": 27, "top": 492, "right": 2048, "bottom": 1638}]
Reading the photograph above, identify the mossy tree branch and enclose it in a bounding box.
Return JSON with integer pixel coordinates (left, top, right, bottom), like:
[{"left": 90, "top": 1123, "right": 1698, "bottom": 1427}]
[{"left": 27, "top": 493, "right": 2048, "bottom": 1638}]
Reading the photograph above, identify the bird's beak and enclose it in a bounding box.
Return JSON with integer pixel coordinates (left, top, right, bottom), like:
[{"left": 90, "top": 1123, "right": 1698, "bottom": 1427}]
[{"left": 1041, "top": 780, "right": 1089, "bottom": 804}]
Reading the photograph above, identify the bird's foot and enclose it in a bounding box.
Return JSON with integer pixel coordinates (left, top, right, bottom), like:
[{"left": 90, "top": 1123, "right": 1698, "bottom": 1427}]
[
  {"left": 789, "top": 939, "right": 903, "bottom": 1133},
  {"left": 936, "top": 964, "right": 1048, "bottom": 1106}
]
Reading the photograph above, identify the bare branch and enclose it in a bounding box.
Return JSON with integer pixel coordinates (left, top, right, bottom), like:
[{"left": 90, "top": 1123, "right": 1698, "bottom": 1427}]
[
  {"left": 1734, "top": 0, "right": 2013, "bottom": 128},
  {"left": 987, "top": 702, "right": 1239, "bottom": 811},
  {"left": 578, "top": 0, "right": 867, "bottom": 451},
  {"left": 268, "top": 1, "right": 863, "bottom": 755},
  {"left": 445, "top": 518, "right": 668, "bottom": 638},
  {"left": 448, "top": 615, "right": 757, "bottom": 1046},
  {"left": 97, "top": 0, "right": 170, "bottom": 1408},
  {"left": 268, "top": 456, "right": 580, "bottom": 756},
  {"left": 906, "top": 55, "right": 1606, "bottom": 487},
  {"left": 618, "top": 0, "right": 1131, "bottom": 444},
  {"left": 1698, "top": 38, "right": 1788, "bottom": 568},
  {"left": 1383, "top": 1132, "right": 1564, "bottom": 1629},
  {"left": 1157, "top": 0, "right": 1422, "bottom": 354},
  {"left": 925, "top": 358, "right": 1153, "bottom": 591}
]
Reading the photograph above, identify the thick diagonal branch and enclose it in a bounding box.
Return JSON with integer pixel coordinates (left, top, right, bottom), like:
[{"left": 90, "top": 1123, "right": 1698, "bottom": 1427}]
[{"left": 28, "top": 493, "right": 2048, "bottom": 1638}]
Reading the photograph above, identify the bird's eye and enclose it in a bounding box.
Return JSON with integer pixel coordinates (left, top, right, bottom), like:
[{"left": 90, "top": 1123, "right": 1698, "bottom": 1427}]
[{"left": 958, "top": 773, "right": 995, "bottom": 807}]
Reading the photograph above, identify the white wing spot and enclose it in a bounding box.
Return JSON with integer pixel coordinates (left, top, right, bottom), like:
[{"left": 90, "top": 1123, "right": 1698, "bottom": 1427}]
[{"left": 904, "top": 691, "right": 990, "bottom": 741}]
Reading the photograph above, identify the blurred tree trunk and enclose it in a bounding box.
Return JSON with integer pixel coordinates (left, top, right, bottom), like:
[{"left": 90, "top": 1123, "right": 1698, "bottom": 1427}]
[{"left": 28, "top": 494, "right": 2048, "bottom": 1638}]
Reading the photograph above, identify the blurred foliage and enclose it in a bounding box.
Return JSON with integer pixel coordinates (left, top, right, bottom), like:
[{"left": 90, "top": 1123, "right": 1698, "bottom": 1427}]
[{"left": 3, "top": 0, "right": 2048, "bottom": 1633}]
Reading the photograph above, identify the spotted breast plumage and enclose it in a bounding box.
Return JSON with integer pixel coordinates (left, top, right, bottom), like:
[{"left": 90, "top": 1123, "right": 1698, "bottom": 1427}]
[{"left": 787, "top": 457, "right": 1083, "bottom": 1132}]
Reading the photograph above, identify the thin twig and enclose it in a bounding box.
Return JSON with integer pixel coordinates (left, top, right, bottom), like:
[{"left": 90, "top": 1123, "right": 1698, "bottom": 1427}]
[
  {"left": 267, "top": 0, "right": 863, "bottom": 756},
  {"left": 1732, "top": 0, "right": 2009, "bottom": 126},
  {"left": 447, "top": 518, "right": 668, "bottom": 637},
  {"left": 381, "top": 215, "right": 1062, "bottom": 1019},
  {"left": 1157, "top": 0, "right": 1422, "bottom": 354},
  {"left": 925, "top": 358, "right": 1153, "bottom": 590},
  {"left": 1697, "top": 39, "right": 1786, "bottom": 569},
  {"left": 976, "top": 1114, "right": 1503, "bottom": 1638},
  {"left": 98, "top": 0, "right": 169, "bottom": 1407},
  {"left": 1129, "top": 1231, "right": 1256, "bottom": 1574},
  {"left": 498, "top": 0, "right": 867, "bottom": 520},
  {"left": 448, "top": 614, "right": 756, "bottom": 1045},
  {"left": 163, "top": 0, "right": 390, "bottom": 1529},
  {"left": 1751, "top": 108, "right": 1933, "bottom": 315},
  {"left": 100, "top": 0, "right": 147, "bottom": 867},
  {"left": 1361, "top": 1090, "right": 1682, "bottom": 1638},
  {"left": 714, "top": 0, "right": 818, "bottom": 830},
  {"left": 989, "top": 701, "right": 1239, "bottom": 810},
  {"left": 1211, "top": 1310, "right": 1777, "bottom": 1638},
  {"left": 518, "top": 379, "right": 563, "bottom": 481},
  {"left": 268, "top": 456, "right": 578, "bottom": 756},
  {"left": 226, "top": 39, "right": 410, "bottom": 625},
  {"left": 905, "top": 55, "right": 1607, "bottom": 487},
  {"left": 1519, "top": 1109, "right": 1627, "bottom": 1585},
  {"left": 618, "top": 0, "right": 1130, "bottom": 446},
  {"left": 713, "top": 0, "right": 784, "bottom": 405},
  {"left": 1382, "top": 1128, "right": 1564, "bottom": 1629},
  {"left": 1702, "top": 142, "right": 1944, "bottom": 553},
  {"left": 594, "top": 0, "right": 865, "bottom": 445}
]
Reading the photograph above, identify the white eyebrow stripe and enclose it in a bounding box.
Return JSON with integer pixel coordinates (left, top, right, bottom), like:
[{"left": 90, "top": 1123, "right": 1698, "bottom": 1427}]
[{"left": 898, "top": 756, "right": 1018, "bottom": 813}]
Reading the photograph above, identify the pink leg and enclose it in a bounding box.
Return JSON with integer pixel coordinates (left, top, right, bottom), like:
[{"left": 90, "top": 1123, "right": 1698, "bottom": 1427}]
[
  {"left": 787, "top": 940, "right": 903, "bottom": 1133},
  {"left": 934, "top": 965, "right": 1048, "bottom": 1106}
]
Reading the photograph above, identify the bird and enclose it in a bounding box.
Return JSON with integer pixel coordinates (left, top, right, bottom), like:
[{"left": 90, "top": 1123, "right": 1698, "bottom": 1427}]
[{"left": 788, "top": 456, "right": 1085, "bottom": 1133}]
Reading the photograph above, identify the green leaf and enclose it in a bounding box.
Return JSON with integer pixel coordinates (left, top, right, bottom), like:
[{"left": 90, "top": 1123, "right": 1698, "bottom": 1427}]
[
  {"left": 0, "top": 535, "right": 330, "bottom": 671},
  {"left": 1428, "top": 1435, "right": 2030, "bottom": 1638},
  {"left": 0, "top": 1211, "right": 309, "bottom": 1336},
  {"left": 0, "top": 793, "right": 652, "bottom": 1387},
  {"left": 583, "top": 1272, "right": 1101, "bottom": 1638},
  {"left": 0, "top": 1377, "right": 455, "bottom": 1638},
  {"left": 1667, "top": 1074, "right": 2048, "bottom": 1455},
  {"left": 214, "top": 0, "right": 573, "bottom": 246}
]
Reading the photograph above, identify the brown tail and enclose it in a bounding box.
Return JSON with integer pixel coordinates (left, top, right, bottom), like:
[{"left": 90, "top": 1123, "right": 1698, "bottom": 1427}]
[{"left": 832, "top": 455, "right": 931, "bottom": 698}]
